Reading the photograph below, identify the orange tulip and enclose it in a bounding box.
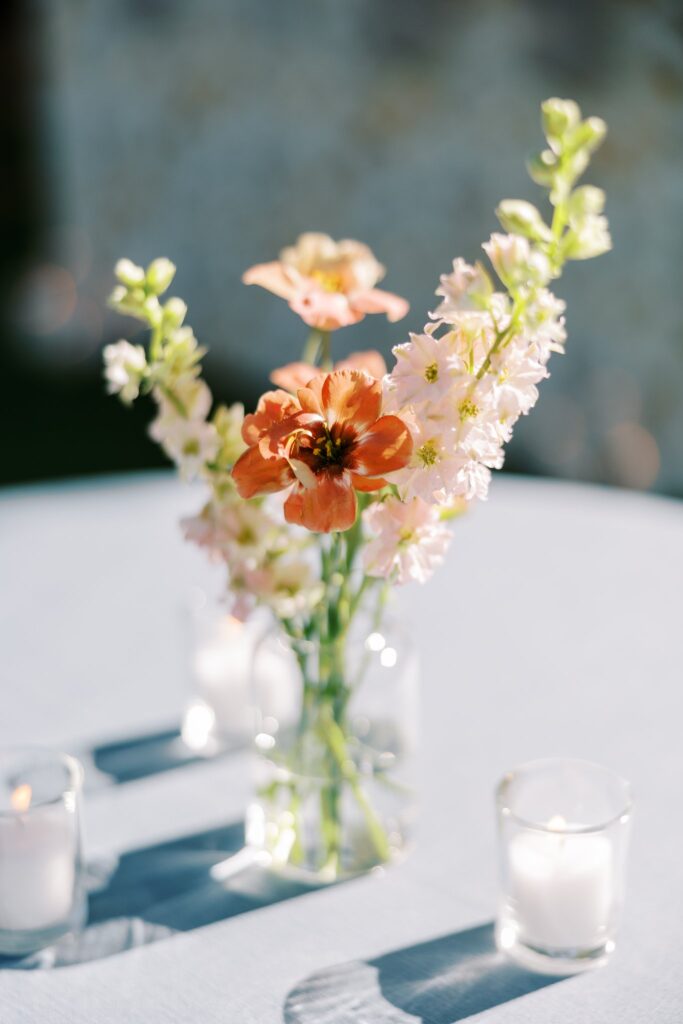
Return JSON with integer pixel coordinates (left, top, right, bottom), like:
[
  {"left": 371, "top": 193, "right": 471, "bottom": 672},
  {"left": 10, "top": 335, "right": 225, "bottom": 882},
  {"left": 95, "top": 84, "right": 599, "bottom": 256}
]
[{"left": 232, "top": 369, "right": 412, "bottom": 533}]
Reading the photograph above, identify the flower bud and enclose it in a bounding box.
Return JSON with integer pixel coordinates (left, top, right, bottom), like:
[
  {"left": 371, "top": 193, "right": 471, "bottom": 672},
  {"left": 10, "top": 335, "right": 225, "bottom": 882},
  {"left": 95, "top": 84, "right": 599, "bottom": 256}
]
[
  {"left": 496, "top": 200, "right": 552, "bottom": 242},
  {"left": 142, "top": 294, "right": 163, "bottom": 327},
  {"left": 163, "top": 297, "right": 188, "bottom": 328},
  {"left": 563, "top": 215, "right": 612, "bottom": 260},
  {"left": 566, "top": 117, "right": 607, "bottom": 157},
  {"left": 542, "top": 98, "right": 581, "bottom": 146},
  {"left": 568, "top": 186, "right": 606, "bottom": 220},
  {"left": 146, "top": 258, "right": 176, "bottom": 295},
  {"left": 114, "top": 258, "right": 145, "bottom": 288},
  {"left": 527, "top": 149, "right": 558, "bottom": 187}
]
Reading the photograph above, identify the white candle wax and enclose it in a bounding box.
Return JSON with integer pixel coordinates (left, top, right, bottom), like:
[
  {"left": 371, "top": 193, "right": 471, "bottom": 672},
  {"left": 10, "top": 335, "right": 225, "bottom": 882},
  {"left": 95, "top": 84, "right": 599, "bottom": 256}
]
[
  {"left": 0, "top": 807, "right": 77, "bottom": 932},
  {"left": 193, "top": 629, "right": 252, "bottom": 735},
  {"left": 193, "top": 619, "right": 298, "bottom": 736},
  {"left": 509, "top": 825, "right": 613, "bottom": 951}
]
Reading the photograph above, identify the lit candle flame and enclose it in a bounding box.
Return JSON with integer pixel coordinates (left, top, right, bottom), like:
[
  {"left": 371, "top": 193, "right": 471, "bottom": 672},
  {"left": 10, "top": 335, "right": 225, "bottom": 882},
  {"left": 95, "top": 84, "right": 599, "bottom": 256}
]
[
  {"left": 547, "top": 814, "right": 567, "bottom": 832},
  {"left": 11, "top": 784, "right": 32, "bottom": 813}
]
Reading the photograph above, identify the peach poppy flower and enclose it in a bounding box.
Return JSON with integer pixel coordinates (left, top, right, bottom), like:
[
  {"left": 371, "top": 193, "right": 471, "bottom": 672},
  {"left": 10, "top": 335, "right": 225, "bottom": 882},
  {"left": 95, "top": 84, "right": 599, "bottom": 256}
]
[
  {"left": 243, "top": 233, "right": 409, "bottom": 331},
  {"left": 232, "top": 369, "right": 412, "bottom": 533},
  {"left": 270, "top": 349, "right": 387, "bottom": 393}
]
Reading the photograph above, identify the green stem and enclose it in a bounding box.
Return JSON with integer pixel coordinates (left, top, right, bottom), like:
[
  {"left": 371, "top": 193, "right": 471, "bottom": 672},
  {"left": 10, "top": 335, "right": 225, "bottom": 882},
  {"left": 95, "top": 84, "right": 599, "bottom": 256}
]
[
  {"left": 301, "top": 328, "right": 333, "bottom": 369},
  {"left": 317, "top": 708, "right": 391, "bottom": 864},
  {"left": 318, "top": 330, "right": 332, "bottom": 370}
]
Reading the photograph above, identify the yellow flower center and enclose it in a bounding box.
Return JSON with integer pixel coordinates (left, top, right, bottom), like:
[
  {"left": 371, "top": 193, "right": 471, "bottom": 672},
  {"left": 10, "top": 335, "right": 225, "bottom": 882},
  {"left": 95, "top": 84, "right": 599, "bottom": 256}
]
[
  {"left": 424, "top": 362, "right": 439, "bottom": 383},
  {"left": 459, "top": 398, "right": 479, "bottom": 422},
  {"left": 417, "top": 440, "right": 438, "bottom": 467},
  {"left": 182, "top": 438, "right": 200, "bottom": 456},
  {"left": 311, "top": 269, "right": 345, "bottom": 293}
]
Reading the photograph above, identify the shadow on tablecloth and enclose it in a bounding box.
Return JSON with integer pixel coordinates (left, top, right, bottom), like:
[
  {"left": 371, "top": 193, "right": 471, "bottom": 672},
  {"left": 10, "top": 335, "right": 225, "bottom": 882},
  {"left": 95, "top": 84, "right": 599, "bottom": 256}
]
[
  {"left": 79, "top": 725, "right": 246, "bottom": 789},
  {"left": 283, "top": 922, "right": 569, "bottom": 1023},
  {"left": 0, "top": 822, "right": 324, "bottom": 970}
]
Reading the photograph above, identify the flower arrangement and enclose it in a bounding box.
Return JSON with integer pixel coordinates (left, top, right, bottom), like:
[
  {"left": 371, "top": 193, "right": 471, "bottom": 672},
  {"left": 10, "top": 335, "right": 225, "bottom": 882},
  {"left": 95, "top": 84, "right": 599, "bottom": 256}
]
[{"left": 104, "top": 98, "right": 611, "bottom": 876}]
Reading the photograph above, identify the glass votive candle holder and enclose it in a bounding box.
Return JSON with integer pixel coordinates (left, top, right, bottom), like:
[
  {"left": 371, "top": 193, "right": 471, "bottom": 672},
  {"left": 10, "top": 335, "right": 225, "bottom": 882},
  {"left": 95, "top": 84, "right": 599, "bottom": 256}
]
[
  {"left": 0, "top": 748, "right": 86, "bottom": 956},
  {"left": 495, "top": 757, "right": 633, "bottom": 974},
  {"left": 182, "top": 590, "right": 260, "bottom": 753}
]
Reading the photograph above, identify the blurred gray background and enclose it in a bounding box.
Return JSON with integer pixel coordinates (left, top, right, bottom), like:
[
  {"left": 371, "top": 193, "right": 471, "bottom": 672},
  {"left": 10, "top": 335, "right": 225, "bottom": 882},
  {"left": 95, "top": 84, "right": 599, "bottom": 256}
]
[{"left": 2, "top": 0, "right": 681, "bottom": 492}]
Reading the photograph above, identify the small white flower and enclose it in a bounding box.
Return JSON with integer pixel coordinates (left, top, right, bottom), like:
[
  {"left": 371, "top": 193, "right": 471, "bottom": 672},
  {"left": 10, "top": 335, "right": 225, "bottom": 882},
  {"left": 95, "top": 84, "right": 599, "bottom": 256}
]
[
  {"left": 430, "top": 258, "right": 493, "bottom": 324},
  {"left": 246, "top": 559, "right": 324, "bottom": 620},
  {"left": 489, "top": 341, "right": 548, "bottom": 422},
  {"left": 182, "top": 495, "right": 287, "bottom": 565},
  {"left": 389, "top": 417, "right": 462, "bottom": 504},
  {"left": 483, "top": 233, "right": 551, "bottom": 288},
  {"left": 152, "top": 376, "right": 212, "bottom": 424},
  {"left": 389, "top": 332, "right": 459, "bottom": 406},
  {"left": 103, "top": 340, "right": 147, "bottom": 404},
  {"left": 149, "top": 416, "right": 219, "bottom": 481},
  {"left": 451, "top": 424, "right": 505, "bottom": 502},
  {"left": 524, "top": 288, "right": 567, "bottom": 359},
  {"left": 363, "top": 496, "right": 452, "bottom": 584}
]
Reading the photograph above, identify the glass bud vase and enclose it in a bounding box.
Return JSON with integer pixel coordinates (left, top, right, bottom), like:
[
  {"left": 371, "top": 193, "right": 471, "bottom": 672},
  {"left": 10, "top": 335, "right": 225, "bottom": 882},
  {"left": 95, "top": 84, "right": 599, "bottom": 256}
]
[{"left": 245, "top": 592, "right": 419, "bottom": 881}]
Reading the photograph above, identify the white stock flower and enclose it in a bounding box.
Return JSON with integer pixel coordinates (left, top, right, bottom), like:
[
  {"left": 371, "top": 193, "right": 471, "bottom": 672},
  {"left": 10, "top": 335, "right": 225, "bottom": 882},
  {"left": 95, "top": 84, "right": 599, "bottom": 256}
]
[
  {"left": 363, "top": 496, "right": 452, "bottom": 584},
  {"left": 389, "top": 332, "right": 458, "bottom": 406},
  {"left": 430, "top": 258, "right": 493, "bottom": 324},
  {"left": 483, "top": 233, "right": 551, "bottom": 288},
  {"left": 103, "top": 340, "right": 147, "bottom": 403},
  {"left": 389, "top": 418, "right": 461, "bottom": 504},
  {"left": 246, "top": 559, "right": 324, "bottom": 620},
  {"left": 489, "top": 342, "right": 548, "bottom": 424},
  {"left": 182, "top": 496, "right": 282, "bottom": 564},
  {"left": 149, "top": 415, "right": 219, "bottom": 480},
  {"left": 153, "top": 377, "right": 212, "bottom": 423},
  {"left": 449, "top": 424, "right": 505, "bottom": 502},
  {"left": 523, "top": 289, "right": 567, "bottom": 359}
]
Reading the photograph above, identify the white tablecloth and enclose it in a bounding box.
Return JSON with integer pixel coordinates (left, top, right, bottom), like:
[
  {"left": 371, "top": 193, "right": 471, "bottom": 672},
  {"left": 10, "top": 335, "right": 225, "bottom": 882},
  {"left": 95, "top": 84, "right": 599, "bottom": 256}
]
[{"left": 1, "top": 472, "right": 682, "bottom": 1022}]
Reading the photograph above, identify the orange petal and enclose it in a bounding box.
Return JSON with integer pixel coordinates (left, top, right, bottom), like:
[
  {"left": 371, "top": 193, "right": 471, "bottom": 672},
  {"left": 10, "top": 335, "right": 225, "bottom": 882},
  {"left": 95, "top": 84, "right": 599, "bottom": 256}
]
[
  {"left": 242, "top": 262, "right": 299, "bottom": 301},
  {"left": 350, "top": 288, "right": 409, "bottom": 323},
  {"left": 321, "top": 370, "right": 382, "bottom": 432},
  {"left": 270, "top": 362, "right": 324, "bottom": 393},
  {"left": 336, "top": 350, "right": 387, "bottom": 379},
  {"left": 284, "top": 473, "right": 357, "bottom": 533},
  {"left": 353, "top": 415, "right": 413, "bottom": 476},
  {"left": 297, "top": 375, "right": 326, "bottom": 417},
  {"left": 232, "top": 446, "right": 293, "bottom": 499},
  {"left": 242, "top": 390, "right": 301, "bottom": 445},
  {"left": 351, "top": 474, "right": 387, "bottom": 492}
]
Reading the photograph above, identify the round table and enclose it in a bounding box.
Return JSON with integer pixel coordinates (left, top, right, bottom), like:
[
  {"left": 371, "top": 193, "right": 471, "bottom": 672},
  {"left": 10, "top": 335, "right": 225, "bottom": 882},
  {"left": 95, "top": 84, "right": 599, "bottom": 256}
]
[{"left": 1, "top": 472, "right": 681, "bottom": 1022}]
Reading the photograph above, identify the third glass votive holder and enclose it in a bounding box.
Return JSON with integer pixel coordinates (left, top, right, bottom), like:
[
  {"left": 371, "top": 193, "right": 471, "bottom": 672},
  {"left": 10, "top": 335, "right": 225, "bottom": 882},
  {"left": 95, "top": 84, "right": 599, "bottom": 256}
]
[{"left": 495, "top": 757, "right": 632, "bottom": 974}]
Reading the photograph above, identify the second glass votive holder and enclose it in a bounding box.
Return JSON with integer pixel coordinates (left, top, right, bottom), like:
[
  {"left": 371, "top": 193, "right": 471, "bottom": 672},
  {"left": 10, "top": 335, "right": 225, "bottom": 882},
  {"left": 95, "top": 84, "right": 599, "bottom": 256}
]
[
  {"left": 495, "top": 757, "right": 632, "bottom": 974},
  {"left": 0, "top": 748, "right": 86, "bottom": 956}
]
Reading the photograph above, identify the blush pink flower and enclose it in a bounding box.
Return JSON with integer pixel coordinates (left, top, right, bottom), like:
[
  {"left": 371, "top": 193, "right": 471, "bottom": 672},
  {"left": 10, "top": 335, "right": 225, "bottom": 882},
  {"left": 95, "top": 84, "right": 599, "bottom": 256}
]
[
  {"left": 243, "top": 233, "right": 409, "bottom": 331},
  {"left": 363, "top": 496, "right": 452, "bottom": 584}
]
